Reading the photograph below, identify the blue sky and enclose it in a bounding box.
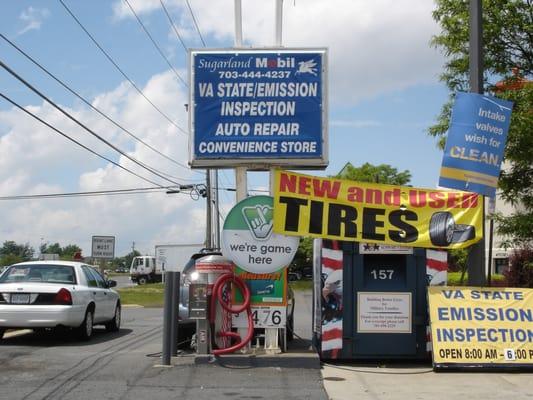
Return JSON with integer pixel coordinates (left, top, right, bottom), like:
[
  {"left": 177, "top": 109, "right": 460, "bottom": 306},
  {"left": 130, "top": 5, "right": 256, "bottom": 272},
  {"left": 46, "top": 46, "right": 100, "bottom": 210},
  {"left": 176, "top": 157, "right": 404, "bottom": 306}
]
[{"left": 0, "top": 0, "right": 450, "bottom": 256}]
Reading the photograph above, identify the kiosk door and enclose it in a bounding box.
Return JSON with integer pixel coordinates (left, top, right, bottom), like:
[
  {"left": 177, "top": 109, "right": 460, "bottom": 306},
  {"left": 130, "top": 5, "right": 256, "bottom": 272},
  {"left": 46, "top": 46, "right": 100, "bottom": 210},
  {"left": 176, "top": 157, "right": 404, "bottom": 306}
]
[{"left": 344, "top": 247, "right": 428, "bottom": 359}]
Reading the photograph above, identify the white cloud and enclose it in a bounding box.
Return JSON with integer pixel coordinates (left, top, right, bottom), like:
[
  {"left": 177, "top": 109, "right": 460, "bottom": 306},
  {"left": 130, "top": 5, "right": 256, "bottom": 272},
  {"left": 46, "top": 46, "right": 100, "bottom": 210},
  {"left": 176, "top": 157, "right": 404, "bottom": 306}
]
[
  {"left": 0, "top": 1, "right": 445, "bottom": 257},
  {"left": 112, "top": 0, "right": 161, "bottom": 21},
  {"left": 17, "top": 6, "right": 50, "bottom": 36},
  {"left": 0, "top": 71, "right": 210, "bottom": 256},
  {"left": 113, "top": 0, "right": 443, "bottom": 105}
]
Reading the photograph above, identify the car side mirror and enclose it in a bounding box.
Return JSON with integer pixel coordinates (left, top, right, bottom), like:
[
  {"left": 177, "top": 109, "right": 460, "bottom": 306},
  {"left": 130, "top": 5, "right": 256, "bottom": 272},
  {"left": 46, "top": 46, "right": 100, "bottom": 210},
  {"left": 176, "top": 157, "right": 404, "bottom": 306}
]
[{"left": 107, "top": 280, "right": 117, "bottom": 288}]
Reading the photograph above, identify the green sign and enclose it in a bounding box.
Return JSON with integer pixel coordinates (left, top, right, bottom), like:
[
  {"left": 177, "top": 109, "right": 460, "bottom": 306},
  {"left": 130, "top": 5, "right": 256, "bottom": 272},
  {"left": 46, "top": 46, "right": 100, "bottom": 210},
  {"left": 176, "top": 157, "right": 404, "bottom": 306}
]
[
  {"left": 222, "top": 195, "right": 299, "bottom": 274},
  {"left": 232, "top": 266, "right": 287, "bottom": 306}
]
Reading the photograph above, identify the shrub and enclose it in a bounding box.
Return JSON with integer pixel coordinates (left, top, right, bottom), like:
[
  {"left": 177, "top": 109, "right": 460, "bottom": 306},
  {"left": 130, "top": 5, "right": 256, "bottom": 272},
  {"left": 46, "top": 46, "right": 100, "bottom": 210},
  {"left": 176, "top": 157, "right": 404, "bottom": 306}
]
[{"left": 505, "top": 248, "right": 533, "bottom": 288}]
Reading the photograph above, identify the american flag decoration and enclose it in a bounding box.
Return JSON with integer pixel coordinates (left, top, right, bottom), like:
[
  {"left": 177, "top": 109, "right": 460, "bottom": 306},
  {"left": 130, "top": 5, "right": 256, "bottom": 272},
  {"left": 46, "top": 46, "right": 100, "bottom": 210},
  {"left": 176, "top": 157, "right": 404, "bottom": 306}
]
[{"left": 320, "top": 240, "right": 343, "bottom": 359}]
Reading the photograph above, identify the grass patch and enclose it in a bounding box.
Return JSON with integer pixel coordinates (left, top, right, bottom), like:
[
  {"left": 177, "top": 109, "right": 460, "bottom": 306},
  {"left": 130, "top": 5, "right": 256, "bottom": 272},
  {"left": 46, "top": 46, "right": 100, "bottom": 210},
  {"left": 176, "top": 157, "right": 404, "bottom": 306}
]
[
  {"left": 117, "top": 283, "right": 164, "bottom": 307},
  {"left": 447, "top": 272, "right": 506, "bottom": 286},
  {"left": 289, "top": 279, "right": 313, "bottom": 291}
]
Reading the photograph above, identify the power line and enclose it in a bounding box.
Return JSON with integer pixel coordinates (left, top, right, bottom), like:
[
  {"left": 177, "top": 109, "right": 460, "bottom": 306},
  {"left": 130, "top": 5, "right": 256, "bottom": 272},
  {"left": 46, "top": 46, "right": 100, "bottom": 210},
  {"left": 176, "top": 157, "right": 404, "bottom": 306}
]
[
  {"left": 185, "top": 0, "right": 207, "bottom": 47},
  {"left": 123, "top": 0, "right": 188, "bottom": 88},
  {"left": 0, "top": 92, "right": 164, "bottom": 188},
  {"left": 58, "top": 0, "right": 188, "bottom": 136},
  {"left": 0, "top": 32, "right": 202, "bottom": 179},
  {"left": 0, "top": 59, "right": 183, "bottom": 187},
  {"left": 159, "top": 0, "right": 188, "bottom": 52},
  {"left": 0, "top": 187, "right": 170, "bottom": 200},
  {"left": 0, "top": 183, "right": 219, "bottom": 201}
]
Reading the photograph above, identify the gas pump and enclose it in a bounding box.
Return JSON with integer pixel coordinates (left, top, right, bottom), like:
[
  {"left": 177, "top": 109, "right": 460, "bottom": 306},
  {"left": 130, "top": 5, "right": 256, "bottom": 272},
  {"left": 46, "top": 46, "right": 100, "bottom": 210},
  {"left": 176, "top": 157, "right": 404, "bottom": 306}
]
[{"left": 192, "top": 254, "right": 254, "bottom": 356}]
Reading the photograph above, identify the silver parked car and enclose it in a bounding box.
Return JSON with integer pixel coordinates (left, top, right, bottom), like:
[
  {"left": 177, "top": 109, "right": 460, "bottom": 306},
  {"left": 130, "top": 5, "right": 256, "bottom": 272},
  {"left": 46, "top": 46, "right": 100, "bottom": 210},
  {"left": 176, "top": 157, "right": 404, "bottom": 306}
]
[{"left": 0, "top": 261, "right": 121, "bottom": 340}]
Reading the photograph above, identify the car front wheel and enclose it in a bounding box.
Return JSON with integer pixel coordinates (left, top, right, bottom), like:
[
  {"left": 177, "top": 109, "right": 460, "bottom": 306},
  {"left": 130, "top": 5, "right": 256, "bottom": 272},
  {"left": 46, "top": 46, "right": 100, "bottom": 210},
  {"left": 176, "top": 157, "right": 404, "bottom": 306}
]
[
  {"left": 105, "top": 304, "right": 121, "bottom": 332},
  {"left": 76, "top": 309, "right": 94, "bottom": 340}
]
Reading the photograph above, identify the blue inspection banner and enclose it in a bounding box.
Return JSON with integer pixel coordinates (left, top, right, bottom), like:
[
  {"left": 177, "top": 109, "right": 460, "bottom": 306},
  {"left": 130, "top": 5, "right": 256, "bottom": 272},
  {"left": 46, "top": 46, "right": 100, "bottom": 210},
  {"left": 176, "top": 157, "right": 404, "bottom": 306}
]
[
  {"left": 439, "top": 92, "right": 513, "bottom": 198},
  {"left": 189, "top": 49, "right": 328, "bottom": 168}
]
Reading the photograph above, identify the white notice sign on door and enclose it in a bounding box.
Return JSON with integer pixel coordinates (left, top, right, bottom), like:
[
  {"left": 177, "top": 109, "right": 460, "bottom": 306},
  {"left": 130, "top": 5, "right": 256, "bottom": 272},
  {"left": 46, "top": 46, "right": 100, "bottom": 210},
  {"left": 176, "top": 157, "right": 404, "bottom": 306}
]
[{"left": 357, "top": 292, "right": 412, "bottom": 333}]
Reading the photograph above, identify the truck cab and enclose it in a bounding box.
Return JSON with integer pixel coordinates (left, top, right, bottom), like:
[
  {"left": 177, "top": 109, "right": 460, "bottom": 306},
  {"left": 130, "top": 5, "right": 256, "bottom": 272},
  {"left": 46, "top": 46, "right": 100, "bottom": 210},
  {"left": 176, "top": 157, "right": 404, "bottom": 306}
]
[{"left": 129, "top": 255, "right": 158, "bottom": 284}]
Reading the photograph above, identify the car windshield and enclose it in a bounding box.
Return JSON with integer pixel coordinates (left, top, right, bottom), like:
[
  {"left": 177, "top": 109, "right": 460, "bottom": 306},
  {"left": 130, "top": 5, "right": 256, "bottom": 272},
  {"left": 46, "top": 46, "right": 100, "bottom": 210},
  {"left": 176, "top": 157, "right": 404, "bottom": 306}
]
[{"left": 0, "top": 264, "right": 76, "bottom": 284}]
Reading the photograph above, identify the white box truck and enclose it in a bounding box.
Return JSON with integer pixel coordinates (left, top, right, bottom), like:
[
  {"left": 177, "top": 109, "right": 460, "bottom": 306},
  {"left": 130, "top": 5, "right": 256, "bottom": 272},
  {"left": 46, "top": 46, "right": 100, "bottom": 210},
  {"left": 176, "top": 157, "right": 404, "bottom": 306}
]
[
  {"left": 130, "top": 244, "right": 204, "bottom": 285},
  {"left": 156, "top": 243, "right": 204, "bottom": 273}
]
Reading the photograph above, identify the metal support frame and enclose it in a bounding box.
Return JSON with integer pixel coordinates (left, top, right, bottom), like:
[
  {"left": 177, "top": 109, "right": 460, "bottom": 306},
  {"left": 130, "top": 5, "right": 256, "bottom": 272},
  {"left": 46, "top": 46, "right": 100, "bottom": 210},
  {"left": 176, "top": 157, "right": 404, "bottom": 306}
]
[{"left": 467, "top": 0, "right": 487, "bottom": 286}]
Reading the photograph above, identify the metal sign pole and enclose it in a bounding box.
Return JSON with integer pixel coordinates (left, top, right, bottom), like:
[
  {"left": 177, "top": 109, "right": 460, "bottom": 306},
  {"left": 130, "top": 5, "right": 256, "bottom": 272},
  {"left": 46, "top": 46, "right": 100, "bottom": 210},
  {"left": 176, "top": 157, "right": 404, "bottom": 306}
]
[
  {"left": 265, "top": 0, "right": 285, "bottom": 354},
  {"left": 234, "top": 1, "right": 247, "bottom": 204},
  {"left": 161, "top": 271, "right": 173, "bottom": 365},
  {"left": 467, "top": 0, "right": 486, "bottom": 286},
  {"left": 170, "top": 272, "right": 180, "bottom": 356}
]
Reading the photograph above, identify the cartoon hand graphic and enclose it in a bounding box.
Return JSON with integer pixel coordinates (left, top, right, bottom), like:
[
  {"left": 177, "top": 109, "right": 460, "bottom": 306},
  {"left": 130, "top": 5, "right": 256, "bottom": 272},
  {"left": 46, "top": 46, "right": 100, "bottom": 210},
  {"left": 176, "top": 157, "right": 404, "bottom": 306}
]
[{"left": 249, "top": 205, "right": 272, "bottom": 239}]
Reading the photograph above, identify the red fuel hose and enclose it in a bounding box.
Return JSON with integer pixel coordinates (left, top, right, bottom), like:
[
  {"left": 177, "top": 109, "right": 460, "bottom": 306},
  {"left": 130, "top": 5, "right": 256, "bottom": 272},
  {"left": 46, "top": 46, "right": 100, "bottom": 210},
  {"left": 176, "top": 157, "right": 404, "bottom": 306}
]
[{"left": 209, "top": 272, "right": 253, "bottom": 356}]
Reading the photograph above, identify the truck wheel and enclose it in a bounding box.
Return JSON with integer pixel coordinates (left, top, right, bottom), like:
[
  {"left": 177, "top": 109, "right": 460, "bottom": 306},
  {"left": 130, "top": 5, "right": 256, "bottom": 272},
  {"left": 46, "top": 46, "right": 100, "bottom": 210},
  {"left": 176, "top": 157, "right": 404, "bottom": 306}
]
[
  {"left": 429, "top": 212, "right": 455, "bottom": 246},
  {"left": 138, "top": 276, "right": 147, "bottom": 285}
]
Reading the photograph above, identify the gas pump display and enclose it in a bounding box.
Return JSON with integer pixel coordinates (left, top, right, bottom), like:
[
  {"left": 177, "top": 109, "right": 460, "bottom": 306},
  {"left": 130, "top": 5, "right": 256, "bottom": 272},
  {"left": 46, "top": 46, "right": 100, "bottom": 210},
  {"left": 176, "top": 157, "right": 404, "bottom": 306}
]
[{"left": 188, "top": 283, "right": 208, "bottom": 319}]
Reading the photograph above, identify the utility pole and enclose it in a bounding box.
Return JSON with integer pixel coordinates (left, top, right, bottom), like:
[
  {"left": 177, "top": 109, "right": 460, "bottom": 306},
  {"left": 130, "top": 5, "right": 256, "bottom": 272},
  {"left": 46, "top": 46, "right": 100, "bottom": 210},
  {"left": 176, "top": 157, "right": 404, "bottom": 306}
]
[
  {"left": 131, "top": 241, "right": 135, "bottom": 254},
  {"left": 234, "top": 0, "right": 247, "bottom": 203},
  {"left": 467, "top": 0, "right": 486, "bottom": 286}
]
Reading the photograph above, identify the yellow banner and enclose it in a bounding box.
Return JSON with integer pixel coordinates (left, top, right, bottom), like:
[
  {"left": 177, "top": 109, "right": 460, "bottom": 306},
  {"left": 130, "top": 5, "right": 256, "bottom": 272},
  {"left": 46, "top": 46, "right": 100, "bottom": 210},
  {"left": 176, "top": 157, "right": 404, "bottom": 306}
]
[
  {"left": 428, "top": 287, "right": 533, "bottom": 366},
  {"left": 273, "top": 170, "right": 482, "bottom": 249}
]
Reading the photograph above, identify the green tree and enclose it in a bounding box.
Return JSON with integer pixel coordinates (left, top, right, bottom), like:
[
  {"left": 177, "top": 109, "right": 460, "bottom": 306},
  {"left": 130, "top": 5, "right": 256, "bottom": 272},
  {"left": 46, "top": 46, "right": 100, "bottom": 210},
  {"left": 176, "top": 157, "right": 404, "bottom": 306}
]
[
  {"left": 0, "top": 254, "right": 24, "bottom": 267},
  {"left": 291, "top": 237, "right": 314, "bottom": 271},
  {"left": 41, "top": 242, "right": 62, "bottom": 255},
  {"left": 430, "top": 0, "right": 533, "bottom": 246},
  {"left": 123, "top": 250, "right": 141, "bottom": 271},
  {"left": 0, "top": 240, "right": 34, "bottom": 266},
  {"left": 61, "top": 244, "right": 82, "bottom": 260},
  {"left": 40, "top": 242, "right": 83, "bottom": 260},
  {"left": 335, "top": 162, "right": 411, "bottom": 185}
]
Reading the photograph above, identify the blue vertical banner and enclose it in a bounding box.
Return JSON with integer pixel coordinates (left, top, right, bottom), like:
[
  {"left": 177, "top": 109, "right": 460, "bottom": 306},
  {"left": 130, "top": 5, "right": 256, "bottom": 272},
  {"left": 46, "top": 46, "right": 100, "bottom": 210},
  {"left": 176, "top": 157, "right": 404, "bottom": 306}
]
[
  {"left": 439, "top": 92, "right": 513, "bottom": 198},
  {"left": 189, "top": 49, "right": 328, "bottom": 168}
]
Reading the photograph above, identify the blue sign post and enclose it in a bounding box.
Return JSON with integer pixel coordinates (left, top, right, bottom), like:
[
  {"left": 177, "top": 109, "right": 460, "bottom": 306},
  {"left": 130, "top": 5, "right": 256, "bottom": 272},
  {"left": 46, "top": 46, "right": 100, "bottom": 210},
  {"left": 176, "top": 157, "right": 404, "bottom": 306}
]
[
  {"left": 439, "top": 92, "right": 513, "bottom": 198},
  {"left": 189, "top": 49, "right": 328, "bottom": 168}
]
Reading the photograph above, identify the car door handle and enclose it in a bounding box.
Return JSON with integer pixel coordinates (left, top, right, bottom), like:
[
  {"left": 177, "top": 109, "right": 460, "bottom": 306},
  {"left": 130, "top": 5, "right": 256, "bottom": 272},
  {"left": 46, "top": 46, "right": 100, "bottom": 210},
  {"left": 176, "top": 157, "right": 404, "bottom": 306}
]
[{"left": 93, "top": 291, "right": 97, "bottom": 295}]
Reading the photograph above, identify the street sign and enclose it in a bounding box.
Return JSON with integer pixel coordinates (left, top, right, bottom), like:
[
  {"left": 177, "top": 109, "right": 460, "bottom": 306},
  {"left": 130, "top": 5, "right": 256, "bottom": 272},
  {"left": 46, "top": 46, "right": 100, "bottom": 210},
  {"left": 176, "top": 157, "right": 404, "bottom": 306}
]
[
  {"left": 91, "top": 236, "right": 115, "bottom": 259},
  {"left": 439, "top": 92, "right": 513, "bottom": 198},
  {"left": 189, "top": 48, "right": 328, "bottom": 168}
]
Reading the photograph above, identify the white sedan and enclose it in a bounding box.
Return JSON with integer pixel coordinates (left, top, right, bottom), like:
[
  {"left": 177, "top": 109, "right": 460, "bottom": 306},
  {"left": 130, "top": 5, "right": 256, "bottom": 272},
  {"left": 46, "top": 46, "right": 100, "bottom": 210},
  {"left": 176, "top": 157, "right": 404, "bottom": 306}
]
[{"left": 0, "top": 261, "right": 121, "bottom": 340}]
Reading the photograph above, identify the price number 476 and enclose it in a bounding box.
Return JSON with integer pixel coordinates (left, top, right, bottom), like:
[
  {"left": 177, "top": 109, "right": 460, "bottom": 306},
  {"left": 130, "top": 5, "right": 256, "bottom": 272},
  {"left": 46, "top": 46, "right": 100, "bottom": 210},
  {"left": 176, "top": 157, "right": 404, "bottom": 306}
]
[{"left": 252, "top": 309, "right": 282, "bottom": 326}]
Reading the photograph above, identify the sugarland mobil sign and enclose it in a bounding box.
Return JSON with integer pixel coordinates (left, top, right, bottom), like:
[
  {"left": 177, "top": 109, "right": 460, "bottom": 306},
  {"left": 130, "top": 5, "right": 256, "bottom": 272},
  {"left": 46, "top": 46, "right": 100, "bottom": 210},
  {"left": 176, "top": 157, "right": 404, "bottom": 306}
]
[
  {"left": 439, "top": 92, "right": 513, "bottom": 198},
  {"left": 273, "top": 170, "right": 483, "bottom": 249},
  {"left": 189, "top": 48, "right": 328, "bottom": 168},
  {"left": 428, "top": 287, "right": 533, "bottom": 367}
]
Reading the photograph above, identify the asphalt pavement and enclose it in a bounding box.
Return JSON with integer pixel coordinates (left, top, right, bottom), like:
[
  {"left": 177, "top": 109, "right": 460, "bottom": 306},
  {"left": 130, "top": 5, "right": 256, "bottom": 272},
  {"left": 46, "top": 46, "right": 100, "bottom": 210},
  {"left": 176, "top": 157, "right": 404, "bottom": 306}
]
[
  {"left": 1, "top": 289, "right": 532, "bottom": 400},
  {"left": 0, "top": 290, "right": 327, "bottom": 400}
]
